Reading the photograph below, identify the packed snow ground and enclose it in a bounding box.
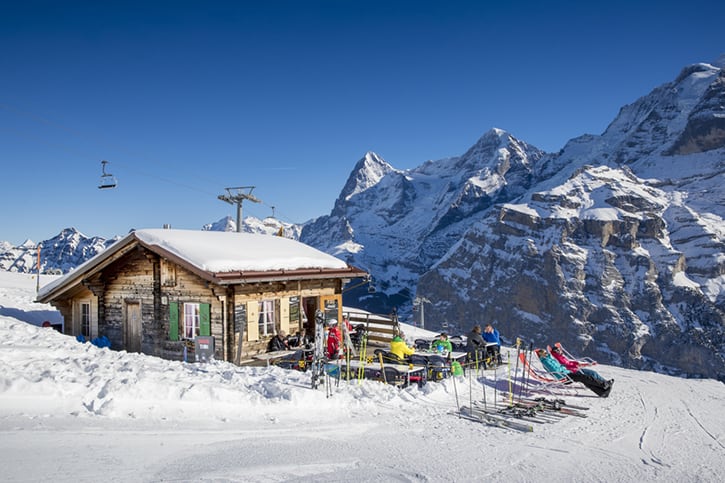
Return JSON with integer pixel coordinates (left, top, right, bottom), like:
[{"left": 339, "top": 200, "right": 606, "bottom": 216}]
[{"left": 1, "top": 272, "right": 723, "bottom": 482}]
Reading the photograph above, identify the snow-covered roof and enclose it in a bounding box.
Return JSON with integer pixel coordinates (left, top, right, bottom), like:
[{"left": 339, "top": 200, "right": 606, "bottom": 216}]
[
  {"left": 38, "top": 228, "right": 365, "bottom": 301},
  {"left": 135, "top": 228, "right": 349, "bottom": 273}
]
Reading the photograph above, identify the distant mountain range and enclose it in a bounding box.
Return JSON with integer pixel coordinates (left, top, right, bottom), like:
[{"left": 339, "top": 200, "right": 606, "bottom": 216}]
[
  {"left": 0, "top": 217, "right": 300, "bottom": 276},
  {"left": 3, "top": 56, "right": 724, "bottom": 381}
]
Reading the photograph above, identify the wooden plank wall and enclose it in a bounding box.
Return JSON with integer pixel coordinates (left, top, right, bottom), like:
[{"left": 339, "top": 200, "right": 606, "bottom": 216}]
[{"left": 343, "top": 309, "right": 399, "bottom": 347}]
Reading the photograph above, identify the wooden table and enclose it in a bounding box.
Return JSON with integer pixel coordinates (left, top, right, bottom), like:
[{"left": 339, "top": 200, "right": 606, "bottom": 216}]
[
  {"left": 338, "top": 358, "right": 425, "bottom": 386},
  {"left": 413, "top": 350, "right": 468, "bottom": 364},
  {"left": 253, "top": 349, "right": 305, "bottom": 367}
]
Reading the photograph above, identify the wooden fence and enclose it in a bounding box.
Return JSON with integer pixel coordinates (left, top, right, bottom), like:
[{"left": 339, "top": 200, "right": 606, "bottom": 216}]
[{"left": 343, "top": 309, "right": 400, "bottom": 346}]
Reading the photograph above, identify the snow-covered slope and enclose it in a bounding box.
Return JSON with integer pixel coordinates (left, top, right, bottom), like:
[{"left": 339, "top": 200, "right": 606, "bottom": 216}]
[{"left": 1, "top": 271, "right": 724, "bottom": 482}]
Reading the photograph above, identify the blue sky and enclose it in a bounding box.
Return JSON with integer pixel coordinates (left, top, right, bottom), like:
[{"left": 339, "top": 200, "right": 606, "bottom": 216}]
[{"left": 1, "top": 0, "right": 723, "bottom": 245}]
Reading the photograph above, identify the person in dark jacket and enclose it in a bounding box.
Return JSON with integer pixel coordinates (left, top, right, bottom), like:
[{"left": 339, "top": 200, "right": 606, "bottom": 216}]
[
  {"left": 288, "top": 328, "right": 312, "bottom": 349},
  {"left": 267, "top": 331, "right": 289, "bottom": 352},
  {"left": 466, "top": 325, "right": 486, "bottom": 364}
]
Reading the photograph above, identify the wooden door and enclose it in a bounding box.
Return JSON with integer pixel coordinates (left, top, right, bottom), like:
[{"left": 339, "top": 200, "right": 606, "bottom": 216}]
[{"left": 125, "top": 301, "right": 142, "bottom": 353}]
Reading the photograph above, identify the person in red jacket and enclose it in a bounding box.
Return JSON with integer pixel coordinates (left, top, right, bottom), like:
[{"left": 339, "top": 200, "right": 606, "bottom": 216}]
[
  {"left": 549, "top": 344, "right": 581, "bottom": 371},
  {"left": 326, "top": 320, "right": 341, "bottom": 360}
]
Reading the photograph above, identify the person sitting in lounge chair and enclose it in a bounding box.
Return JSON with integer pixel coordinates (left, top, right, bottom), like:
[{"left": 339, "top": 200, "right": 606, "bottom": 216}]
[
  {"left": 550, "top": 344, "right": 582, "bottom": 371},
  {"left": 535, "top": 348, "right": 614, "bottom": 397}
]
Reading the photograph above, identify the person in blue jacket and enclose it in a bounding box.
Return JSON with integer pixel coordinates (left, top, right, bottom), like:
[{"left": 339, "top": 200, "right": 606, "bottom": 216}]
[{"left": 482, "top": 324, "right": 501, "bottom": 364}]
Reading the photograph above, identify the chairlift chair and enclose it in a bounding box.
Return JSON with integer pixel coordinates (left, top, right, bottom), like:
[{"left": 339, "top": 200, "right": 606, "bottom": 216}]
[{"left": 98, "top": 160, "right": 117, "bottom": 189}]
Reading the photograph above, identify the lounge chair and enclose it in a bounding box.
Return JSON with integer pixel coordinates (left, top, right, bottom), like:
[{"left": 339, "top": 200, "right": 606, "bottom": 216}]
[
  {"left": 517, "top": 351, "right": 580, "bottom": 394},
  {"left": 553, "top": 342, "right": 597, "bottom": 366}
]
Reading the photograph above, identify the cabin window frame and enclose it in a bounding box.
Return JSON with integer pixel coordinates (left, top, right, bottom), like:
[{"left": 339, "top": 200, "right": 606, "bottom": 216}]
[
  {"left": 183, "top": 302, "right": 201, "bottom": 339},
  {"left": 258, "top": 299, "right": 279, "bottom": 336},
  {"left": 80, "top": 301, "right": 92, "bottom": 339}
]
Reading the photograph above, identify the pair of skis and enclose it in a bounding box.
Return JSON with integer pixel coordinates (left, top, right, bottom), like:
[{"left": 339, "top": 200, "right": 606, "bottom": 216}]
[
  {"left": 476, "top": 402, "right": 564, "bottom": 424},
  {"left": 503, "top": 395, "right": 589, "bottom": 418},
  {"left": 459, "top": 405, "right": 534, "bottom": 433}
]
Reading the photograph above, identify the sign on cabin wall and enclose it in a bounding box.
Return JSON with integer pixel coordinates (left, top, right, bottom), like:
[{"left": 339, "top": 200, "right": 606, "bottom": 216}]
[
  {"left": 234, "top": 303, "right": 246, "bottom": 333},
  {"left": 194, "top": 336, "right": 215, "bottom": 362}
]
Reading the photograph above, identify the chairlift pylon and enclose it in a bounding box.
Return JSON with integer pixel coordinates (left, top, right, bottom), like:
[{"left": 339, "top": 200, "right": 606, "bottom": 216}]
[{"left": 98, "top": 160, "right": 117, "bottom": 189}]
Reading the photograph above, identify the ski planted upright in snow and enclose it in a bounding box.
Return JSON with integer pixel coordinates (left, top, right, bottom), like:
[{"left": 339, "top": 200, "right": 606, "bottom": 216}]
[{"left": 311, "top": 309, "right": 326, "bottom": 390}]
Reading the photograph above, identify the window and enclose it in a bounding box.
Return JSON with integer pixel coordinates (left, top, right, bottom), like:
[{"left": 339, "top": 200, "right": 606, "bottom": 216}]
[
  {"left": 258, "top": 300, "right": 277, "bottom": 336},
  {"left": 169, "top": 302, "right": 210, "bottom": 341},
  {"left": 183, "top": 303, "right": 200, "bottom": 339},
  {"left": 289, "top": 296, "right": 300, "bottom": 328},
  {"left": 161, "top": 260, "right": 177, "bottom": 287},
  {"left": 81, "top": 302, "right": 91, "bottom": 338}
]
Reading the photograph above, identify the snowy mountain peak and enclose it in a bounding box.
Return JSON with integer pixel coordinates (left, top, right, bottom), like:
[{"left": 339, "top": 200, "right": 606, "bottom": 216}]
[
  {"left": 456, "top": 128, "right": 543, "bottom": 174},
  {"left": 338, "top": 151, "right": 395, "bottom": 203}
]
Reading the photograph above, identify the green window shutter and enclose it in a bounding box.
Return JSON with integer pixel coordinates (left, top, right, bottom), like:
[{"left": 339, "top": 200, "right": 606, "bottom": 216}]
[
  {"left": 200, "top": 303, "right": 211, "bottom": 336},
  {"left": 169, "top": 302, "right": 179, "bottom": 341}
]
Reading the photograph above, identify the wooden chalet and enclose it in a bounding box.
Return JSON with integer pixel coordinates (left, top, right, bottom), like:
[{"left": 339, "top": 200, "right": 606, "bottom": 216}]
[{"left": 36, "top": 228, "right": 368, "bottom": 363}]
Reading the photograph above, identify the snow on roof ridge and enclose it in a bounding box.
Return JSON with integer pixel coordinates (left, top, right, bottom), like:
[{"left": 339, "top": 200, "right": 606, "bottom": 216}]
[{"left": 133, "top": 228, "right": 349, "bottom": 273}]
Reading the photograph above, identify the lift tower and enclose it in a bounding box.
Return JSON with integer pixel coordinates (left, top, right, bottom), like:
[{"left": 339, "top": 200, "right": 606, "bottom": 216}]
[{"left": 217, "top": 186, "right": 261, "bottom": 232}]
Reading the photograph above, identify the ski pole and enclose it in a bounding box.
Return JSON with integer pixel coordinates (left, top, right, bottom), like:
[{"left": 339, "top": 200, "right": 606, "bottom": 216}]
[
  {"left": 513, "top": 338, "right": 521, "bottom": 402},
  {"left": 507, "top": 351, "right": 513, "bottom": 406},
  {"left": 378, "top": 353, "right": 387, "bottom": 384},
  {"left": 358, "top": 333, "right": 367, "bottom": 384},
  {"left": 452, "top": 363, "right": 460, "bottom": 413},
  {"left": 468, "top": 360, "right": 473, "bottom": 415},
  {"left": 493, "top": 357, "right": 498, "bottom": 409},
  {"left": 523, "top": 342, "right": 533, "bottom": 397},
  {"left": 481, "top": 360, "right": 487, "bottom": 410}
]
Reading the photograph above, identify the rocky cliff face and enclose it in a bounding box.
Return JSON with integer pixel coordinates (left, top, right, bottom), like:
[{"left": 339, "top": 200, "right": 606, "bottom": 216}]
[
  {"left": 302, "top": 58, "right": 725, "bottom": 380},
  {"left": 417, "top": 61, "right": 725, "bottom": 380},
  {"left": 300, "top": 131, "right": 544, "bottom": 308}
]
